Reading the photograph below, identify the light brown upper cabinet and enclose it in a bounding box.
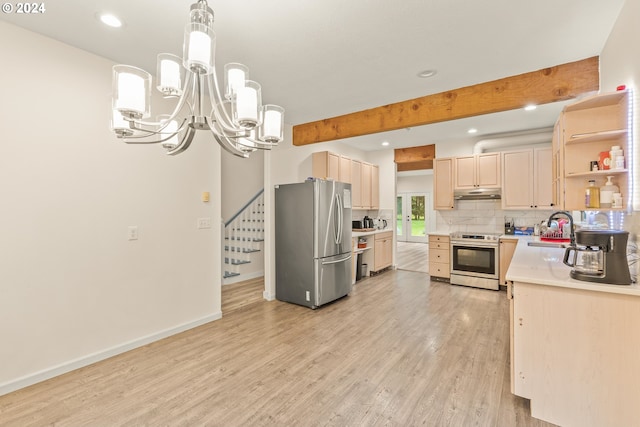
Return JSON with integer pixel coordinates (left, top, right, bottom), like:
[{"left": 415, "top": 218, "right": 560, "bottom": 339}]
[
  {"left": 434, "top": 157, "right": 455, "bottom": 210},
  {"left": 312, "top": 151, "right": 378, "bottom": 210},
  {"left": 502, "top": 148, "right": 553, "bottom": 210},
  {"left": 559, "top": 90, "right": 630, "bottom": 211},
  {"left": 312, "top": 151, "right": 353, "bottom": 183},
  {"left": 361, "top": 162, "right": 372, "bottom": 208},
  {"left": 371, "top": 164, "right": 379, "bottom": 209},
  {"left": 312, "top": 151, "right": 340, "bottom": 181},
  {"left": 351, "top": 159, "right": 362, "bottom": 208},
  {"left": 356, "top": 161, "right": 379, "bottom": 209},
  {"left": 454, "top": 153, "right": 501, "bottom": 189},
  {"left": 339, "top": 155, "right": 352, "bottom": 183}
]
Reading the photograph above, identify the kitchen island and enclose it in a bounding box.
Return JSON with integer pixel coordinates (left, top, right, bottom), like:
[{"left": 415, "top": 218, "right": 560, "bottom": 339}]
[{"left": 506, "top": 238, "right": 640, "bottom": 427}]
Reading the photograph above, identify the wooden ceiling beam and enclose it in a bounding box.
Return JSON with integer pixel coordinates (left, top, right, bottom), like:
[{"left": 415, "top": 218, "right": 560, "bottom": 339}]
[
  {"left": 397, "top": 160, "right": 434, "bottom": 172},
  {"left": 394, "top": 145, "right": 436, "bottom": 172},
  {"left": 292, "top": 56, "right": 599, "bottom": 146},
  {"left": 394, "top": 145, "right": 436, "bottom": 164}
]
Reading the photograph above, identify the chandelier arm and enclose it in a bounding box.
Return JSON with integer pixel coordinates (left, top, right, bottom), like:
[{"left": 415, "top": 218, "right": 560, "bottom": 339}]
[
  {"left": 212, "top": 132, "right": 250, "bottom": 158},
  {"left": 208, "top": 119, "right": 276, "bottom": 150},
  {"left": 122, "top": 119, "right": 187, "bottom": 144},
  {"left": 124, "top": 72, "right": 195, "bottom": 128},
  {"left": 165, "top": 126, "right": 197, "bottom": 156},
  {"left": 206, "top": 72, "right": 243, "bottom": 133}
]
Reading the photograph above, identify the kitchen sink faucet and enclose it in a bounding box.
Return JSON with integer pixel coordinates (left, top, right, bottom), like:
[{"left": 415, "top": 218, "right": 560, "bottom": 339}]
[{"left": 547, "top": 211, "right": 576, "bottom": 247}]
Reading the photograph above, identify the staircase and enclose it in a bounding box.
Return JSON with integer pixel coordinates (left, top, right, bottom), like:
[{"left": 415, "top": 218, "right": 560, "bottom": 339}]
[{"left": 223, "top": 189, "right": 265, "bottom": 282}]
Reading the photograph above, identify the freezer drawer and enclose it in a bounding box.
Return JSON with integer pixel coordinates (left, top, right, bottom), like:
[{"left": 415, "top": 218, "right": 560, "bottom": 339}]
[{"left": 314, "top": 253, "right": 352, "bottom": 307}]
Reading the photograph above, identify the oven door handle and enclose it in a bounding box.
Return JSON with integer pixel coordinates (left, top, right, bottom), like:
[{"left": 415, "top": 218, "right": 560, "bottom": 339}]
[{"left": 451, "top": 242, "right": 499, "bottom": 248}]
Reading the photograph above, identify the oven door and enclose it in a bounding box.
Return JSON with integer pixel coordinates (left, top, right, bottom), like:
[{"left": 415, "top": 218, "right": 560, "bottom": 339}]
[{"left": 450, "top": 242, "right": 499, "bottom": 279}]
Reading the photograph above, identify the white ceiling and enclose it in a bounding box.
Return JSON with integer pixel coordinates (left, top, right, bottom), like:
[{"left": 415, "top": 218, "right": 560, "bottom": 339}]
[{"left": 1, "top": 0, "right": 624, "bottom": 151}]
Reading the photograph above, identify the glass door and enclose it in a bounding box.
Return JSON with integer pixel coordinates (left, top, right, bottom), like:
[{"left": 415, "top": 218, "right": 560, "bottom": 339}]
[{"left": 397, "top": 193, "right": 428, "bottom": 243}]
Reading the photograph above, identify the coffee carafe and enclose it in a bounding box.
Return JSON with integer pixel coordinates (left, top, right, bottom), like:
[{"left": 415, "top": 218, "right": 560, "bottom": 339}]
[{"left": 563, "top": 230, "right": 631, "bottom": 285}]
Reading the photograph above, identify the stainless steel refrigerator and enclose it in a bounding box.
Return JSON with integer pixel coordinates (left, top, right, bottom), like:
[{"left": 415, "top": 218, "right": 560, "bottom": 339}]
[{"left": 275, "top": 179, "right": 352, "bottom": 309}]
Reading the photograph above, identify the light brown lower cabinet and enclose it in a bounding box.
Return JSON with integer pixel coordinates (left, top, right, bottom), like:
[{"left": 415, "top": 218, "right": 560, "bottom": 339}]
[
  {"left": 499, "top": 238, "right": 518, "bottom": 286},
  {"left": 428, "top": 235, "right": 450, "bottom": 280},
  {"left": 373, "top": 231, "right": 393, "bottom": 272},
  {"left": 510, "top": 281, "right": 640, "bottom": 426}
]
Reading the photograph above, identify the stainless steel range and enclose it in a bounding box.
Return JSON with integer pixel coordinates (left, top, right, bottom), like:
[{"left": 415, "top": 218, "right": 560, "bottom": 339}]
[{"left": 450, "top": 232, "right": 500, "bottom": 290}]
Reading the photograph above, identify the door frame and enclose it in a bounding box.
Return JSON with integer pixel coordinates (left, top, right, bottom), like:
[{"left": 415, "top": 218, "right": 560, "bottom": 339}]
[{"left": 396, "top": 192, "right": 429, "bottom": 243}]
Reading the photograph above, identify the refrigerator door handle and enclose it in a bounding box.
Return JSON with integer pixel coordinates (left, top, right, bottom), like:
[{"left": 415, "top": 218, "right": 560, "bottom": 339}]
[
  {"left": 335, "top": 193, "right": 343, "bottom": 244},
  {"left": 321, "top": 254, "right": 352, "bottom": 265}
]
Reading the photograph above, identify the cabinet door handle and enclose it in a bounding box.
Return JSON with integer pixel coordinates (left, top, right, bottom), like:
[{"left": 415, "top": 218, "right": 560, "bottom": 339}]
[{"left": 519, "top": 317, "right": 523, "bottom": 326}]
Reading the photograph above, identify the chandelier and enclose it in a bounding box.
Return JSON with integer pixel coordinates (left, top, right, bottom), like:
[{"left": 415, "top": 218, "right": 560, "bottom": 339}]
[{"left": 109, "top": 0, "right": 284, "bottom": 158}]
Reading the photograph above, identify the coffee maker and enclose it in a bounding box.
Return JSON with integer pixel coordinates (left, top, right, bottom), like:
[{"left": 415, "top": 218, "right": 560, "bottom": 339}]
[{"left": 563, "top": 230, "right": 631, "bottom": 285}]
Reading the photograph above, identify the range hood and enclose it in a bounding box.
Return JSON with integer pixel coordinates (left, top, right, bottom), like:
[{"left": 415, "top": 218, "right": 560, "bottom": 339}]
[{"left": 454, "top": 188, "right": 501, "bottom": 200}]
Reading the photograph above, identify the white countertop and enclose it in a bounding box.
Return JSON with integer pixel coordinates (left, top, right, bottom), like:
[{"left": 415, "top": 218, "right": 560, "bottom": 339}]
[
  {"left": 506, "top": 237, "right": 640, "bottom": 297},
  {"left": 352, "top": 229, "right": 393, "bottom": 237},
  {"left": 427, "top": 231, "right": 451, "bottom": 237}
]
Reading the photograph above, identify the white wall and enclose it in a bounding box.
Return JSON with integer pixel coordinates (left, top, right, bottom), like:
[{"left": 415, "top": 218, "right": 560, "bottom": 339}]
[
  {"left": 0, "top": 22, "right": 222, "bottom": 395},
  {"left": 221, "top": 149, "right": 264, "bottom": 221},
  {"left": 600, "top": 0, "right": 640, "bottom": 235}
]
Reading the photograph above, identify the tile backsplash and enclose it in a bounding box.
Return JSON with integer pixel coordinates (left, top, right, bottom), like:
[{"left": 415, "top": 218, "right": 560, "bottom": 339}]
[{"left": 436, "top": 200, "right": 554, "bottom": 234}]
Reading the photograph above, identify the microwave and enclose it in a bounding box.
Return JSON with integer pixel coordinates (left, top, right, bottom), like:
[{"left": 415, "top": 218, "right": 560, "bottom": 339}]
[{"left": 352, "top": 220, "right": 364, "bottom": 229}]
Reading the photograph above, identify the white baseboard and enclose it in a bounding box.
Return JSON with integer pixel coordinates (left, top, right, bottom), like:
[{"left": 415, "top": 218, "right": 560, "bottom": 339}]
[
  {"left": 222, "top": 270, "right": 264, "bottom": 285},
  {"left": 263, "top": 290, "right": 275, "bottom": 301},
  {"left": 0, "top": 312, "right": 222, "bottom": 397}
]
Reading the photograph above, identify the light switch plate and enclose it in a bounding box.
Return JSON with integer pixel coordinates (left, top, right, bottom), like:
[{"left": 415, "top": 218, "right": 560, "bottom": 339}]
[
  {"left": 128, "top": 226, "right": 138, "bottom": 240},
  {"left": 197, "top": 218, "right": 212, "bottom": 229}
]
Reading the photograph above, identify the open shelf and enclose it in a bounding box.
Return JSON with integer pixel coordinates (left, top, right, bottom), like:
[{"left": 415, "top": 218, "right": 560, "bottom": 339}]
[
  {"left": 564, "top": 90, "right": 628, "bottom": 112},
  {"left": 565, "top": 129, "right": 627, "bottom": 145},
  {"left": 557, "top": 90, "right": 631, "bottom": 212},
  {"left": 565, "top": 169, "right": 628, "bottom": 178}
]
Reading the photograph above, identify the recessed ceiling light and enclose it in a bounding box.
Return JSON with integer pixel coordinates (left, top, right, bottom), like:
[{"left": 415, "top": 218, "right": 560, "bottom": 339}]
[
  {"left": 417, "top": 69, "right": 437, "bottom": 78},
  {"left": 98, "top": 13, "right": 123, "bottom": 28},
  {"left": 382, "top": 141, "right": 390, "bottom": 146},
  {"left": 524, "top": 104, "right": 537, "bottom": 111},
  {"left": 467, "top": 128, "right": 478, "bottom": 134}
]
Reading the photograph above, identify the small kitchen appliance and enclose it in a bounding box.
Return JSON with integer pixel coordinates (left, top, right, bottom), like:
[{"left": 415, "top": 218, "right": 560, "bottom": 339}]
[
  {"left": 374, "top": 218, "right": 388, "bottom": 230},
  {"left": 504, "top": 218, "right": 514, "bottom": 235},
  {"left": 563, "top": 230, "right": 631, "bottom": 285},
  {"left": 363, "top": 216, "right": 374, "bottom": 229}
]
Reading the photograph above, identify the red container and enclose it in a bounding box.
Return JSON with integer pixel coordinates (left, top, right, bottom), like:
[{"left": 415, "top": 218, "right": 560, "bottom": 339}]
[{"left": 599, "top": 151, "right": 611, "bottom": 170}]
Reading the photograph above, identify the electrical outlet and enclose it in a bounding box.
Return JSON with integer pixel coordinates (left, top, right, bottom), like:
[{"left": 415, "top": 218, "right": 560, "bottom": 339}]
[
  {"left": 128, "top": 226, "right": 138, "bottom": 240},
  {"left": 197, "top": 217, "right": 212, "bottom": 229}
]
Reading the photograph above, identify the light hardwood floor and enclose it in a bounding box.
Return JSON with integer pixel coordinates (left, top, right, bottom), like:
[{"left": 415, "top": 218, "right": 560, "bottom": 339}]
[
  {"left": 222, "top": 277, "right": 265, "bottom": 314},
  {"left": 396, "top": 241, "right": 429, "bottom": 274},
  {"left": 0, "top": 271, "right": 556, "bottom": 426}
]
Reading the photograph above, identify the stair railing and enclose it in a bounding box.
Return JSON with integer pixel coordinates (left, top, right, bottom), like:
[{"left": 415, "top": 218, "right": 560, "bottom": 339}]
[{"left": 223, "top": 189, "right": 265, "bottom": 279}]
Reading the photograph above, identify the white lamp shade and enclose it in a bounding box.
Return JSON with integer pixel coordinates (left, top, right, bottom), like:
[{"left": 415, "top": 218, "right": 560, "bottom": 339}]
[
  {"left": 224, "top": 63, "right": 248, "bottom": 99},
  {"left": 184, "top": 24, "right": 215, "bottom": 74},
  {"left": 260, "top": 105, "right": 285, "bottom": 143},
  {"left": 157, "top": 54, "right": 183, "bottom": 95},
  {"left": 233, "top": 80, "right": 262, "bottom": 129},
  {"left": 112, "top": 65, "right": 151, "bottom": 118}
]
